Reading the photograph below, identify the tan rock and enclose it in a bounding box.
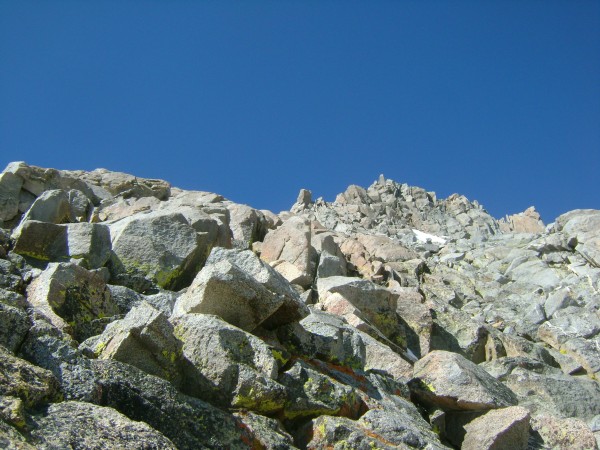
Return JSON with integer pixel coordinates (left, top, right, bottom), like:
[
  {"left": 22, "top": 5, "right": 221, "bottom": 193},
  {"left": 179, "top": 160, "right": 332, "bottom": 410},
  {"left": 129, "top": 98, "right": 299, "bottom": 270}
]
[
  {"left": 260, "top": 216, "right": 317, "bottom": 288},
  {"left": 531, "top": 415, "right": 598, "bottom": 450},
  {"left": 462, "top": 406, "right": 530, "bottom": 450}
]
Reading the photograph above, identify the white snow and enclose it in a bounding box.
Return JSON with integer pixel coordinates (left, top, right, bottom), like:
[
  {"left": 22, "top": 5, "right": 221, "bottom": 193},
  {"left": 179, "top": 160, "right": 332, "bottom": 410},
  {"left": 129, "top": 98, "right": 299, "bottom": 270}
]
[{"left": 412, "top": 229, "right": 447, "bottom": 245}]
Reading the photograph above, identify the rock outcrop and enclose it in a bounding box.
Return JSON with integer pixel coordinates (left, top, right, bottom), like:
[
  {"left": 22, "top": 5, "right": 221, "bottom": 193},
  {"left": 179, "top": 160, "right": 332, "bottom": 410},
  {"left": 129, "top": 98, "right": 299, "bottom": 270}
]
[{"left": 0, "top": 161, "right": 598, "bottom": 449}]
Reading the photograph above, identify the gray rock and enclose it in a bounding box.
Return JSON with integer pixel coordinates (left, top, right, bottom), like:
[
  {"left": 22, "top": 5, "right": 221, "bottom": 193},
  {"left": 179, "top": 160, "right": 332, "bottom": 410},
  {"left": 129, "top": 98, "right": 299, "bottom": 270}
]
[
  {"left": 409, "top": 350, "right": 518, "bottom": 411},
  {"left": 80, "top": 168, "right": 171, "bottom": 200},
  {"left": 80, "top": 302, "right": 182, "bottom": 386},
  {"left": 0, "top": 301, "right": 29, "bottom": 353},
  {"left": 556, "top": 209, "right": 600, "bottom": 268},
  {"left": 462, "top": 406, "right": 530, "bottom": 450},
  {"left": 108, "top": 211, "right": 206, "bottom": 291},
  {"left": 279, "top": 309, "right": 413, "bottom": 379},
  {"left": 234, "top": 411, "right": 297, "bottom": 449},
  {"left": 537, "top": 309, "right": 600, "bottom": 348},
  {"left": 227, "top": 203, "right": 268, "bottom": 249},
  {"left": 106, "top": 284, "right": 143, "bottom": 313},
  {"left": 203, "top": 247, "right": 309, "bottom": 327},
  {"left": 0, "top": 260, "right": 24, "bottom": 294},
  {"left": 172, "top": 313, "right": 287, "bottom": 413},
  {"left": 278, "top": 359, "right": 364, "bottom": 420},
  {"left": 0, "top": 418, "right": 35, "bottom": 450},
  {"left": 302, "top": 410, "right": 449, "bottom": 450},
  {"left": 29, "top": 401, "right": 176, "bottom": 450},
  {"left": 20, "top": 323, "right": 261, "bottom": 450},
  {"left": 172, "top": 259, "right": 285, "bottom": 331},
  {"left": 290, "top": 188, "right": 313, "bottom": 213},
  {"left": 18, "top": 189, "right": 73, "bottom": 225},
  {"left": 26, "top": 262, "right": 119, "bottom": 342},
  {"left": 143, "top": 289, "right": 179, "bottom": 316},
  {"left": 0, "top": 396, "right": 26, "bottom": 430},
  {"left": 0, "top": 346, "right": 61, "bottom": 408},
  {"left": 393, "top": 287, "right": 433, "bottom": 359},
  {"left": 530, "top": 414, "right": 598, "bottom": 450},
  {"left": 64, "top": 222, "right": 112, "bottom": 269},
  {"left": 503, "top": 368, "right": 600, "bottom": 421},
  {"left": 0, "top": 172, "right": 23, "bottom": 222},
  {"left": 12, "top": 220, "right": 111, "bottom": 269},
  {"left": 12, "top": 221, "right": 67, "bottom": 263},
  {"left": 544, "top": 287, "right": 575, "bottom": 318}
]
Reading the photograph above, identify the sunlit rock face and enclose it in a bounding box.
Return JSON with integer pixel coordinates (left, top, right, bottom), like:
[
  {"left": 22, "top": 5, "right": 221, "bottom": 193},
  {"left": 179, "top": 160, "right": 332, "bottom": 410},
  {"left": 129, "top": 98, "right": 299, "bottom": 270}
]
[{"left": 1, "top": 161, "right": 599, "bottom": 449}]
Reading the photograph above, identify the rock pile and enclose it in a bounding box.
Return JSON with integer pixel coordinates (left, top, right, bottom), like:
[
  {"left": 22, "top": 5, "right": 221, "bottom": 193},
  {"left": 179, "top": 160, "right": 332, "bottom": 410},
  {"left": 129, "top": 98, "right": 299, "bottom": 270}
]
[{"left": 0, "top": 162, "right": 598, "bottom": 449}]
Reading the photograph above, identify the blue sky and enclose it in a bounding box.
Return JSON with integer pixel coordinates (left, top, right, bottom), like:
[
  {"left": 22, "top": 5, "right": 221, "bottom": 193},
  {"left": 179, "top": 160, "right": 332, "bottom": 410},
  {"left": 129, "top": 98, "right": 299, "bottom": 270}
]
[{"left": 1, "top": 1, "right": 598, "bottom": 223}]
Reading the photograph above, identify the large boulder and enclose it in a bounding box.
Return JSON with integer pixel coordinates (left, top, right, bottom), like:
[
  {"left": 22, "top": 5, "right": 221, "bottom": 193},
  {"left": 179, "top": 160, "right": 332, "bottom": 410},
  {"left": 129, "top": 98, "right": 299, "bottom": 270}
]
[
  {"left": 171, "top": 313, "right": 287, "bottom": 413},
  {"left": 409, "top": 350, "right": 518, "bottom": 411},
  {"left": 278, "top": 359, "right": 365, "bottom": 420},
  {"left": 461, "top": 406, "right": 531, "bottom": 450},
  {"left": 502, "top": 367, "right": 600, "bottom": 421},
  {"left": 279, "top": 309, "right": 413, "bottom": 379},
  {"left": 0, "top": 171, "right": 23, "bottom": 222},
  {"left": 80, "top": 302, "right": 182, "bottom": 385},
  {"left": 302, "top": 408, "right": 448, "bottom": 450},
  {"left": 0, "top": 346, "right": 61, "bottom": 408},
  {"left": 17, "top": 189, "right": 74, "bottom": 225},
  {"left": 530, "top": 414, "right": 598, "bottom": 450},
  {"left": 172, "top": 260, "right": 286, "bottom": 331},
  {"left": 0, "top": 301, "right": 29, "bottom": 353},
  {"left": 556, "top": 209, "right": 600, "bottom": 268},
  {"left": 26, "top": 263, "right": 119, "bottom": 342},
  {"left": 12, "top": 221, "right": 111, "bottom": 268},
  {"left": 29, "top": 401, "right": 176, "bottom": 449},
  {"left": 78, "top": 168, "right": 171, "bottom": 200},
  {"left": 108, "top": 211, "right": 207, "bottom": 291},
  {"left": 260, "top": 216, "right": 318, "bottom": 288},
  {"left": 227, "top": 203, "right": 268, "bottom": 249},
  {"left": 19, "top": 319, "right": 261, "bottom": 450},
  {"left": 174, "top": 247, "right": 308, "bottom": 329},
  {"left": 317, "top": 276, "right": 407, "bottom": 351}
]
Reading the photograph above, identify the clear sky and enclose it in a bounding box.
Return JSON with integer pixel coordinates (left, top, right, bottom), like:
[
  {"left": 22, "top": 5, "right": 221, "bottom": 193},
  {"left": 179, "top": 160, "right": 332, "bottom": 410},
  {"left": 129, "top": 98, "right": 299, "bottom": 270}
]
[{"left": 1, "top": 1, "right": 598, "bottom": 223}]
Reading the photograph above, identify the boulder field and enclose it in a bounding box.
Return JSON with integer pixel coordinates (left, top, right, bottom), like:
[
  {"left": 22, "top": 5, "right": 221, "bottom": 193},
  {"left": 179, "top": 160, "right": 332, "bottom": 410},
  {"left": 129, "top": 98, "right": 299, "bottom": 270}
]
[{"left": 0, "top": 162, "right": 599, "bottom": 449}]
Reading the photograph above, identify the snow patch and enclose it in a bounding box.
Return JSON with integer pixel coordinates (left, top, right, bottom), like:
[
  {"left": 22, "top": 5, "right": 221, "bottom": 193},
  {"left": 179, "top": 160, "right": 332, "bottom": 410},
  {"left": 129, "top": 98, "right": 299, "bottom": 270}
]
[{"left": 412, "top": 229, "right": 447, "bottom": 245}]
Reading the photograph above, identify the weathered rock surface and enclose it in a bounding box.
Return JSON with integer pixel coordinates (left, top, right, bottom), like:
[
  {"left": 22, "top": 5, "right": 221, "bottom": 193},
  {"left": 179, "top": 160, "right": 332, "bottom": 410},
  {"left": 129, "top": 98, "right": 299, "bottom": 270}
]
[
  {"left": 108, "top": 211, "right": 207, "bottom": 291},
  {"left": 261, "top": 216, "right": 318, "bottom": 288},
  {"left": 173, "top": 247, "right": 309, "bottom": 329},
  {"left": 80, "top": 301, "right": 182, "bottom": 385},
  {"left": 26, "top": 262, "right": 118, "bottom": 342},
  {"left": 461, "top": 406, "right": 530, "bottom": 450},
  {"left": 29, "top": 401, "right": 176, "bottom": 449},
  {"left": 409, "top": 350, "right": 518, "bottom": 411},
  {"left": 0, "top": 346, "right": 61, "bottom": 408},
  {"left": 1, "top": 162, "right": 599, "bottom": 449},
  {"left": 172, "top": 313, "right": 287, "bottom": 412}
]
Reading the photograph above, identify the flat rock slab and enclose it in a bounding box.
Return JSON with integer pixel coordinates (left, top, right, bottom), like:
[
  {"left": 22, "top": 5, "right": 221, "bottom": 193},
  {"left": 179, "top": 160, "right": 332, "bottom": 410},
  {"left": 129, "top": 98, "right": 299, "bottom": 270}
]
[
  {"left": 462, "top": 406, "right": 530, "bottom": 450},
  {"left": 409, "top": 350, "right": 518, "bottom": 411}
]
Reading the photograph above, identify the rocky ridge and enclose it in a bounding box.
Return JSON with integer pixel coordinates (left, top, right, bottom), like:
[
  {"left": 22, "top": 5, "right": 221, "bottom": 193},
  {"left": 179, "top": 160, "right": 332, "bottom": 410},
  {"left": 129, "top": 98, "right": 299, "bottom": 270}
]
[{"left": 0, "top": 162, "right": 599, "bottom": 449}]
